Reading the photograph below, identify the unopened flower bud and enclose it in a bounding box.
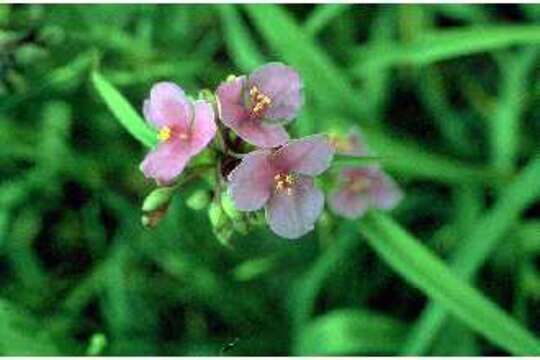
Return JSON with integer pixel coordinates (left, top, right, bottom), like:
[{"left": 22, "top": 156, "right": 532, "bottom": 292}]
[
  {"left": 142, "top": 186, "right": 175, "bottom": 213},
  {"left": 142, "top": 206, "right": 169, "bottom": 229},
  {"left": 208, "top": 202, "right": 233, "bottom": 247},
  {"left": 186, "top": 190, "right": 211, "bottom": 211},
  {"left": 198, "top": 89, "right": 216, "bottom": 105}
]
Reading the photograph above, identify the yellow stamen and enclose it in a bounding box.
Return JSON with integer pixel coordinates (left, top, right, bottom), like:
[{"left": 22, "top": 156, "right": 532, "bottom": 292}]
[
  {"left": 349, "top": 177, "right": 371, "bottom": 193},
  {"left": 158, "top": 126, "right": 172, "bottom": 142},
  {"left": 273, "top": 173, "right": 295, "bottom": 195},
  {"left": 249, "top": 86, "right": 272, "bottom": 119}
]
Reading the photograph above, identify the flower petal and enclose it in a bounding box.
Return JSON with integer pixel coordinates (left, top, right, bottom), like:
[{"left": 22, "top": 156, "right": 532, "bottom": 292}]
[
  {"left": 346, "top": 128, "right": 370, "bottom": 156},
  {"left": 228, "top": 150, "right": 274, "bottom": 211},
  {"left": 265, "top": 175, "right": 324, "bottom": 239},
  {"left": 188, "top": 100, "right": 217, "bottom": 155},
  {"left": 216, "top": 76, "right": 250, "bottom": 130},
  {"left": 236, "top": 121, "right": 289, "bottom": 148},
  {"left": 140, "top": 141, "right": 191, "bottom": 186},
  {"left": 329, "top": 189, "right": 369, "bottom": 219},
  {"left": 249, "top": 63, "right": 303, "bottom": 124},
  {"left": 145, "top": 82, "right": 192, "bottom": 130},
  {"left": 369, "top": 172, "right": 403, "bottom": 210},
  {"left": 273, "top": 134, "right": 335, "bottom": 176}
]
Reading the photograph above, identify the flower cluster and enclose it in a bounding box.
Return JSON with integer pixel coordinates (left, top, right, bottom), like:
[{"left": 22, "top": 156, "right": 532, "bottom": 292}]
[{"left": 139, "top": 63, "right": 402, "bottom": 241}]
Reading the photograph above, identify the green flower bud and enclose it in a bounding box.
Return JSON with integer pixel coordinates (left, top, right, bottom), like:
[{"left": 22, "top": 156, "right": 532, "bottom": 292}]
[
  {"left": 208, "top": 202, "right": 233, "bottom": 247},
  {"left": 221, "top": 192, "right": 241, "bottom": 220},
  {"left": 225, "top": 74, "right": 237, "bottom": 82},
  {"left": 221, "top": 192, "right": 249, "bottom": 234},
  {"left": 86, "top": 333, "right": 107, "bottom": 356},
  {"left": 141, "top": 207, "right": 169, "bottom": 229},
  {"left": 208, "top": 202, "right": 224, "bottom": 228},
  {"left": 198, "top": 89, "right": 216, "bottom": 104},
  {"left": 142, "top": 186, "right": 175, "bottom": 213},
  {"left": 186, "top": 190, "right": 211, "bottom": 211}
]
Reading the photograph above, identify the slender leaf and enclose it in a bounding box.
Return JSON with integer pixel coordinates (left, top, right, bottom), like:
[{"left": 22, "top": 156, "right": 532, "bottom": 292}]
[
  {"left": 352, "top": 25, "right": 540, "bottom": 76},
  {"left": 490, "top": 48, "right": 538, "bottom": 173},
  {"left": 294, "top": 309, "right": 408, "bottom": 355},
  {"left": 92, "top": 71, "right": 157, "bottom": 148},
  {"left": 402, "top": 156, "right": 540, "bottom": 354},
  {"left": 218, "top": 5, "right": 265, "bottom": 73},
  {"left": 303, "top": 4, "right": 351, "bottom": 37},
  {"left": 360, "top": 211, "right": 540, "bottom": 355}
]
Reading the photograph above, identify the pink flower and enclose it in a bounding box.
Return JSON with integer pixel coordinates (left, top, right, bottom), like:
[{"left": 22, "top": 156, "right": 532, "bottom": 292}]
[
  {"left": 228, "top": 135, "right": 334, "bottom": 239},
  {"left": 140, "top": 82, "right": 216, "bottom": 185},
  {"left": 329, "top": 167, "right": 402, "bottom": 219},
  {"left": 216, "top": 63, "right": 303, "bottom": 148},
  {"left": 329, "top": 127, "right": 369, "bottom": 157}
]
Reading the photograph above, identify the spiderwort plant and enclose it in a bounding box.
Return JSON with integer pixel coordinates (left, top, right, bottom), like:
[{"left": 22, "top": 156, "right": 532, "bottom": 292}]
[{"left": 133, "top": 62, "right": 402, "bottom": 241}]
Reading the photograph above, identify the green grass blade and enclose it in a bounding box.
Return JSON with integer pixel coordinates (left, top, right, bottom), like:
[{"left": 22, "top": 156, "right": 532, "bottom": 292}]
[
  {"left": 490, "top": 48, "right": 539, "bottom": 173},
  {"left": 91, "top": 71, "right": 157, "bottom": 148},
  {"left": 519, "top": 221, "right": 540, "bottom": 254},
  {"left": 402, "top": 155, "right": 540, "bottom": 354},
  {"left": 359, "top": 211, "right": 540, "bottom": 355},
  {"left": 294, "top": 309, "right": 408, "bottom": 355},
  {"left": 352, "top": 25, "right": 540, "bottom": 76},
  {"left": 303, "top": 4, "right": 351, "bottom": 37},
  {"left": 218, "top": 5, "right": 265, "bottom": 73}
]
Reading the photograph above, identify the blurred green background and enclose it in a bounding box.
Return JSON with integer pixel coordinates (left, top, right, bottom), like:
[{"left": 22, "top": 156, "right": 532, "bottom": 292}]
[{"left": 1, "top": 3, "right": 540, "bottom": 356}]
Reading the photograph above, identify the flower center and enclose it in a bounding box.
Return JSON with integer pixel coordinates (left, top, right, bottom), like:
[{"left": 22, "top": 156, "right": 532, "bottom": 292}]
[
  {"left": 249, "top": 86, "right": 272, "bottom": 119},
  {"left": 274, "top": 173, "right": 295, "bottom": 196},
  {"left": 348, "top": 177, "right": 371, "bottom": 193},
  {"left": 157, "top": 126, "right": 189, "bottom": 143},
  {"left": 158, "top": 126, "right": 172, "bottom": 142}
]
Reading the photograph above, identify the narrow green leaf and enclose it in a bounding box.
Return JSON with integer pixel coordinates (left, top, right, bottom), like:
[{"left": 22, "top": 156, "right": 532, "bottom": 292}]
[
  {"left": 352, "top": 25, "right": 540, "bottom": 76},
  {"left": 402, "top": 156, "right": 540, "bottom": 354},
  {"left": 218, "top": 5, "right": 265, "bottom": 73},
  {"left": 359, "top": 211, "right": 540, "bottom": 355},
  {"left": 519, "top": 221, "right": 540, "bottom": 254},
  {"left": 91, "top": 71, "right": 157, "bottom": 148},
  {"left": 303, "top": 4, "right": 351, "bottom": 37},
  {"left": 362, "top": 7, "right": 395, "bottom": 122},
  {"left": 294, "top": 309, "right": 408, "bottom": 355},
  {"left": 490, "top": 48, "right": 539, "bottom": 173}
]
